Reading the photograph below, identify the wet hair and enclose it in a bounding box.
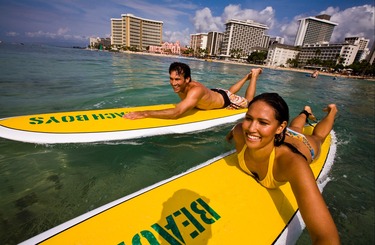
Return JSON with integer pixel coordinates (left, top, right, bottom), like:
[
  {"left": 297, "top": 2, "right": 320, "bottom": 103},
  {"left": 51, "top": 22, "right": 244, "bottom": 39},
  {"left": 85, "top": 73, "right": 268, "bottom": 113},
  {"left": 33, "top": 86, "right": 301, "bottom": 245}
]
[
  {"left": 248, "top": 93, "right": 289, "bottom": 146},
  {"left": 169, "top": 62, "right": 191, "bottom": 80}
]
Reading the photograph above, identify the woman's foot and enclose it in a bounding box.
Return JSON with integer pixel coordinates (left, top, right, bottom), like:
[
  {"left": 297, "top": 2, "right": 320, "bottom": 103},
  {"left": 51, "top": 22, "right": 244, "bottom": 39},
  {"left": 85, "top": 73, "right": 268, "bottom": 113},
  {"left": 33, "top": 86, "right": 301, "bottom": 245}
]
[
  {"left": 323, "top": 104, "right": 338, "bottom": 117},
  {"left": 303, "top": 106, "right": 317, "bottom": 122}
]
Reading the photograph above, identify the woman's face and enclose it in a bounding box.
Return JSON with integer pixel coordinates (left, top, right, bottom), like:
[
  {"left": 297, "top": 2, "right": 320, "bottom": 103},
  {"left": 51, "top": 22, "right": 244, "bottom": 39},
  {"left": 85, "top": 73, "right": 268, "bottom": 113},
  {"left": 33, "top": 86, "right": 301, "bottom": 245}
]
[{"left": 242, "top": 100, "right": 285, "bottom": 149}]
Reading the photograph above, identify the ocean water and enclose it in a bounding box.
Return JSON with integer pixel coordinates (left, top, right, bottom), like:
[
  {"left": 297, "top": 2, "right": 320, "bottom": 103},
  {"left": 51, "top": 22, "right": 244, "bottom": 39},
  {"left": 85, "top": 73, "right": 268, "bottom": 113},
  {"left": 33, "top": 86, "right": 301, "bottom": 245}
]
[{"left": 0, "top": 43, "right": 374, "bottom": 244}]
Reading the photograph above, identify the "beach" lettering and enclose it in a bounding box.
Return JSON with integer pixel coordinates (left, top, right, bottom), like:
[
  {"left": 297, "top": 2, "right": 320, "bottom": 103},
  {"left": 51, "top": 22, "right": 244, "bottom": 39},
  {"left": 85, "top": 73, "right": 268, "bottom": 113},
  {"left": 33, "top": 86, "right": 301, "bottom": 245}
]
[
  {"left": 118, "top": 198, "right": 220, "bottom": 245},
  {"left": 29, "top": 112, "right": 127, "bottom": 124}
]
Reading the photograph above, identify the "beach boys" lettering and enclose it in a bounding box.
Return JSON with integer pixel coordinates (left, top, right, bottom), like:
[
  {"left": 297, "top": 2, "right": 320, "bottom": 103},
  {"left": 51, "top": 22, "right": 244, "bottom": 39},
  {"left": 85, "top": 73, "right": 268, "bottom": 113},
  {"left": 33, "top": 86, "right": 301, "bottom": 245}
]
[
  {"left": 118, "top": 198, "right": 220, "bottom": 245},
  {"left": 28, "top": 112, "right": 127, "bottom": 124}
]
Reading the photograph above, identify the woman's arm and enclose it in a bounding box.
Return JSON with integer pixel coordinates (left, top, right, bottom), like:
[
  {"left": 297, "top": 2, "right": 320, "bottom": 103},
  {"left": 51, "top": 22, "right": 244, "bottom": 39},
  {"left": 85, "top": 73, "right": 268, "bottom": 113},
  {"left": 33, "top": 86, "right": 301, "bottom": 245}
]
[{"left": 282, "top": 155, "right": 340, "bottom": 244}]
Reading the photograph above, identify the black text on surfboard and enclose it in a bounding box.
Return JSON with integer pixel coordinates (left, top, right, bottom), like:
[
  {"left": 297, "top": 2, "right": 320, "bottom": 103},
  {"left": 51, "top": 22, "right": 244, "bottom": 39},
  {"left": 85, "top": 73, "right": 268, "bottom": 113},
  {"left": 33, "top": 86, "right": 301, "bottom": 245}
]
[
  {"left": 28, "top": 112, "right": 127, "bottom": 124},
  {"left": 118, "top": 198, "right": 220, "bottom": 245}
]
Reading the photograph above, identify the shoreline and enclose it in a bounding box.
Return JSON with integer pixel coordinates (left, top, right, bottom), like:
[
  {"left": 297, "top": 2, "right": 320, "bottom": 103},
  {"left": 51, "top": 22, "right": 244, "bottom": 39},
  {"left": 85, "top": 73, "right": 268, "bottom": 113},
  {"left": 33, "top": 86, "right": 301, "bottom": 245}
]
[{"left": 115, "top": 50, "right": 375, "bottom": 82}]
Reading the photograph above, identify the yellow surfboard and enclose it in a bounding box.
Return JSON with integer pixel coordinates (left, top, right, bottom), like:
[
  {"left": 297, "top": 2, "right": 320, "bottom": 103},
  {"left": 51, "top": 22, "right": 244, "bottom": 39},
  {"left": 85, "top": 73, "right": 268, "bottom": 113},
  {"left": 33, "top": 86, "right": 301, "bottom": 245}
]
[
  {"left": 0, "top": 104, "right": 246, "bottom": 144},
  {"left": 19, "top": 126, "right": 337, "bottom": 245}
]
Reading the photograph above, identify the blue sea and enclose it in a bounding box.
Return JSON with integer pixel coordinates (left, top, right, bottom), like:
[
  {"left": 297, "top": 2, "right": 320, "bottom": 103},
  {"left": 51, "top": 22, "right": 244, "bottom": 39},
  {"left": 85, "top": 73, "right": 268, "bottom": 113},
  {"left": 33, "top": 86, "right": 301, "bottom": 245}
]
[{"left": 0, "top": 43, "right": 374, "bottom": 244}]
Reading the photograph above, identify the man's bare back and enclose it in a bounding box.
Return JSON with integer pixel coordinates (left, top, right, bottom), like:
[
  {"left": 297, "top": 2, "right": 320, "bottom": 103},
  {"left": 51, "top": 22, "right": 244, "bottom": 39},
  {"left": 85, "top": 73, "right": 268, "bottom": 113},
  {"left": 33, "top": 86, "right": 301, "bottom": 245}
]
[{"left": 177, "top": 81, "right": 225, "bottom": 110}]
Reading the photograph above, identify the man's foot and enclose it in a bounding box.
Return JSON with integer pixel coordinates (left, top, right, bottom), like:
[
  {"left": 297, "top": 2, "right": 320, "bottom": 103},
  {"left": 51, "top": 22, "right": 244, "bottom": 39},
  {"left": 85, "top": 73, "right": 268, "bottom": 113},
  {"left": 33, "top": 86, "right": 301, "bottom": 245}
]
[{"left": 249, "top": 68, "right": 262, "bottom": 78}]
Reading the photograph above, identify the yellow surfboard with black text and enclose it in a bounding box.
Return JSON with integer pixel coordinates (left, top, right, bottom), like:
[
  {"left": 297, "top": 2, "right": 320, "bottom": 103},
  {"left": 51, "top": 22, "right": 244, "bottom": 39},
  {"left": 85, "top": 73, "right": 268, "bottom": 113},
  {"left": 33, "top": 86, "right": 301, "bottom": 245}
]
[
  {"left": 19, "top": 126, "right": 337, "bottom": 245},
  {"left": 0, "top": 104, "right": 246, "bottom": 144}
]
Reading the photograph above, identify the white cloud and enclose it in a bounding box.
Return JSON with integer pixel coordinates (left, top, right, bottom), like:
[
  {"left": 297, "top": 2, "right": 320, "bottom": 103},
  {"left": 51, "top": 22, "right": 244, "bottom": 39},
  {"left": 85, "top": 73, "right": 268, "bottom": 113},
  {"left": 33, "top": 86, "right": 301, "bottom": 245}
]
[
  {"left": 323, "top": 5, "right": 375, "bottom": 43},
  {"left": 278, "top": 21, "right": 299, "bottom": 44},
  {"left": 169, "top": 3, "right": 374, "bottom": 47},
  {"left": 6, "top": 31, "right": 19, "bottom": 37},
  {"left": 222, "top": 4, "right": 276, "bottom": 28},
  {"left": 274, "top": 4, "right": 374, "bottom": 45},
  {"left": 164, "top": 28, "right": 191, "bottom": 45},
  {"left": 191, "top": 4, "right": 276, "bottom": 35},
  {"left": 25, "top": 28, "right": 87, "bottom": 41},
  {"left": 193, "top": 8, "right": 222, "bottom": 33},
  {"left": 57, "top": 27, "right": 70, "bottom": 36}
]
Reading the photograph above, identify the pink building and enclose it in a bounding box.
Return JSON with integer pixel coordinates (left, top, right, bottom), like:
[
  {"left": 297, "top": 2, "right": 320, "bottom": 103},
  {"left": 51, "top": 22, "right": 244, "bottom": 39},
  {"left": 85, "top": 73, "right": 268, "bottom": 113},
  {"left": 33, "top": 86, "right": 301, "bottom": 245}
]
[{"left": 149, "top": 41, "right": 181, "bottom": 55}]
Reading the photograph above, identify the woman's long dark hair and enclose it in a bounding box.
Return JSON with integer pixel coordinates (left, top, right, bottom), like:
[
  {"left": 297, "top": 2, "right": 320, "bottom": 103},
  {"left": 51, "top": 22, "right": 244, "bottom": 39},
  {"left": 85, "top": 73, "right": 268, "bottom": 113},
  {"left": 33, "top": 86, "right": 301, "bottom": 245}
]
[{"left": 247, "top": 93, "right": 289, "bottom": 146}]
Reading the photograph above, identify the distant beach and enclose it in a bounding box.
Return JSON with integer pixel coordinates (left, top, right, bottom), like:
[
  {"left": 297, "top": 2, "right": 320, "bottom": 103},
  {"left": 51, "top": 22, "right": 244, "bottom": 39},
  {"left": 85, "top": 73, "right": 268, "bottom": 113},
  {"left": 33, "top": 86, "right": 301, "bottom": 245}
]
[{"left": 114, "top": 49, "right": 375, "bottom": 81}]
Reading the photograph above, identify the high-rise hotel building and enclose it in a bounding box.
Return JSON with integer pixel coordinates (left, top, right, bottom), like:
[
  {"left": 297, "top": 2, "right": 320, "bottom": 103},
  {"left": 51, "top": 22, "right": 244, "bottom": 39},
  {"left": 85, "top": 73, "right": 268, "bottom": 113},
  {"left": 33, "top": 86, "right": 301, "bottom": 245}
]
[
  {"left": 220, "top": 19, "right": 269, "bottom": 58},
  {"left": 111, "top": 14, "right": 163, "bottom": 50},
  {"left": 294, "top": 14, "right": 338, "bottom": 46},
  {"left": 207, "top": 31, "right": 224, "bottom": 56}
]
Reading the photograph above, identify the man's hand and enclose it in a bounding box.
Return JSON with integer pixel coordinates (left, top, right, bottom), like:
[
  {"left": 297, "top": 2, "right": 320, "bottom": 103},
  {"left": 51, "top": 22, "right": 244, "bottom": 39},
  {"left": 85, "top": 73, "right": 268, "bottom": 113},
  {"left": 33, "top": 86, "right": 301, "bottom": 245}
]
[{"left": 123, "top": 111, "right": 146, "bottom": 120}]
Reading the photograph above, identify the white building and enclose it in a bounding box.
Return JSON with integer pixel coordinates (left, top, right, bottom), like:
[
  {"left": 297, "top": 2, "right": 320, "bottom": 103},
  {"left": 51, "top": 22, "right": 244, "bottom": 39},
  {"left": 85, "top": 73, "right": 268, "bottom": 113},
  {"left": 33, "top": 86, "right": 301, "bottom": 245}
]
[
  {"left": 294, "top": 15, "right": 338, "bottom": 46},
  {"left": 269, "top": 36, "right": 285, "bottom": 46},
  {"left": 89, "top": 37, "right": 111, "bottom": 49},
  {"left": 345, "top": 37, "right": 371, "bottom": 62},
  {"left": 190, "top": 33, "right": 208, "bottom": 55},
  {"left": 207, "top": 31, "right": 224, "bottom": 56},
  {"left": 298, "top": 43, "right": 359, "bottom": 66},
  {"left": 220, "top": 19, "right": 269, "bottom": 58},
  {"left": 266, "top": 44, "right": 300, "bottom": 67}
]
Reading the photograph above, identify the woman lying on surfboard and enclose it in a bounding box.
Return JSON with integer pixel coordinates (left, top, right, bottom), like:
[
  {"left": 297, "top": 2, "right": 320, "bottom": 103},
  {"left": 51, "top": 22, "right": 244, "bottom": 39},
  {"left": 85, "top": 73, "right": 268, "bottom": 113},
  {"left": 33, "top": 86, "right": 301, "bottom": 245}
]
[
  {"left": 123, "top": 62, "right": 262, "bottom": 119},
  {"left": 227, "top": 93, "right": 340, "bottom": 245}
]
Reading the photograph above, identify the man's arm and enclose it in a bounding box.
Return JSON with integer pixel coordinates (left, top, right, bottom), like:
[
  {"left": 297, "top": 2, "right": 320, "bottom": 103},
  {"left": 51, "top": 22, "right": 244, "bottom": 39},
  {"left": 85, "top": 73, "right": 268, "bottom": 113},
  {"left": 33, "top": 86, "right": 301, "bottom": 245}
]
[{"left": 123, "top": 87, "right": 204, "bottom": 120}]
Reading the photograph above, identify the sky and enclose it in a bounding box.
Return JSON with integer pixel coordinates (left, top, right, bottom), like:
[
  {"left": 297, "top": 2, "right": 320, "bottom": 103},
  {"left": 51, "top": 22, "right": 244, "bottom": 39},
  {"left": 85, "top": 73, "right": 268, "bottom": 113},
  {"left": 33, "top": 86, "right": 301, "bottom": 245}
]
[{"left": 0, "top": 0, "right": 374, "bottom": 47}]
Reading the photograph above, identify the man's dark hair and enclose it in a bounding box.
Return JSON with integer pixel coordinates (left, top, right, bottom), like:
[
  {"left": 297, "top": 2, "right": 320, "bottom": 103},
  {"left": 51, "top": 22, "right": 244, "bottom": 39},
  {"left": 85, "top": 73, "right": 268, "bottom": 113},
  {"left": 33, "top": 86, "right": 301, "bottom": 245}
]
[{"left": 169, "top": 62, "right": 191, "bottom": 79}]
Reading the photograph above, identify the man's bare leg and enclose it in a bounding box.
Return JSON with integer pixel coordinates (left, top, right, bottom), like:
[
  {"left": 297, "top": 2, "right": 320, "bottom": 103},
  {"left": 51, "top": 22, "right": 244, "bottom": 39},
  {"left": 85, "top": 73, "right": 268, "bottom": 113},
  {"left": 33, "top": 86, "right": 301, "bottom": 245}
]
[
  {"left": 244, "top": 68, "right": 262, "bottom": 101},
  {"left": 228, "top": 68, "right": 262, "bottom": 101}
]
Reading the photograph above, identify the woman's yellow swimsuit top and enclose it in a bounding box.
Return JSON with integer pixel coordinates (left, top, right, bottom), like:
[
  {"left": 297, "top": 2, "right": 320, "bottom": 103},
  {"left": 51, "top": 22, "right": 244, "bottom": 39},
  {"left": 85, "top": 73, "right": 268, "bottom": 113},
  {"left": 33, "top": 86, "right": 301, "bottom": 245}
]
[{"left": 237, "top": 145, "right": 286, "bottom": 189}]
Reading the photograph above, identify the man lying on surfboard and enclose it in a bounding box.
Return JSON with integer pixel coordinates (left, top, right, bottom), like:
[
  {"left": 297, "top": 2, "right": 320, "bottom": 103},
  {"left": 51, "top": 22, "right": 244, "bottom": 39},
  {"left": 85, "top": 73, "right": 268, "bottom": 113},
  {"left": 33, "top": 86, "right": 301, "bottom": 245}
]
[{"left": 123, "top": 62, "right": 262, "bottom": 120}]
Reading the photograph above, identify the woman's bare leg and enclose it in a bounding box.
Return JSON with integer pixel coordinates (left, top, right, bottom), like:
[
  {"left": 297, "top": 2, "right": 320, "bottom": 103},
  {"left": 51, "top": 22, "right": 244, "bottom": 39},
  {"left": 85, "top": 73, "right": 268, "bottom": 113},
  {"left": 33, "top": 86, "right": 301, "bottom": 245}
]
[
  {"left": 312, "top": 104, "right": 338, "bottom": 143},
  {"left": 289, "top": 106, "right": 316, "bottom": 133}
]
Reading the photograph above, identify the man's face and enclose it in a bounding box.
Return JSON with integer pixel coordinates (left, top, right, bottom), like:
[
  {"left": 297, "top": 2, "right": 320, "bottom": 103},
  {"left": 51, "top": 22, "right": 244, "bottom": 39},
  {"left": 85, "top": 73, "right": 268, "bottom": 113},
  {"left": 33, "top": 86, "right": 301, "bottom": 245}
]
[{"left": 169, "top": 70, "right": 189, "bottom": 93}]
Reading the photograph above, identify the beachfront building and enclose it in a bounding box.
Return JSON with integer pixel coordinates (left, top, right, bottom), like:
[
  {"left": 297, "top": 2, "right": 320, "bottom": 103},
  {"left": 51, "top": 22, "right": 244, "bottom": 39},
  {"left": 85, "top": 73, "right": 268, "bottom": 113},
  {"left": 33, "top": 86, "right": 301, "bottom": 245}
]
[
  {"left": 149, "top": 41, "right": 181, "bottom": 55},
  {"left": 220, "top": 19, "right": 269, "bottom": 59},
  {"left": 294, "top": 14, "right": 338, "bottom": 46},
  {"left": 110, "top": 14, "right": 163, "bottom": 51},
  {"left": 89, "top": 37, "right": 111, "bottom": 49},
  {"left": 298, "top": 43, "right": 359, "bottom": 67},
  {"left": 190, "top": 33, "right": 208, "bottom": 56},
  {"left": 269, "top": 36, "right": 285, "bottom": 46},
  {"left": 206, "top": 31, "right": 224, "bottom": 57},
  {"left": 266, "top": 44, "right": 300, "bottom": 67},
  {"left": 344, "top": 37, "right": 371, "bottom": 62}
]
